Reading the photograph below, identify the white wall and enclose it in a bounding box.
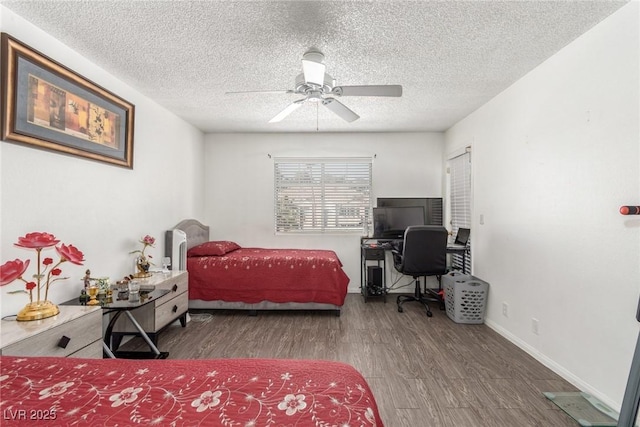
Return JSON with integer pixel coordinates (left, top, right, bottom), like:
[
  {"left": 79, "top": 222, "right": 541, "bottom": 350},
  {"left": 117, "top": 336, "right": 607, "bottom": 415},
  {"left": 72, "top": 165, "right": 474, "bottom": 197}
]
[
  {"left": 446, "top": 2, "right": 639, "bottom": 410},
  {"left": 0, "top": 6, "right": 206, "bottom": 317},
  {"left": 203, "top": 132, "right": 445, "bottom": 292}
]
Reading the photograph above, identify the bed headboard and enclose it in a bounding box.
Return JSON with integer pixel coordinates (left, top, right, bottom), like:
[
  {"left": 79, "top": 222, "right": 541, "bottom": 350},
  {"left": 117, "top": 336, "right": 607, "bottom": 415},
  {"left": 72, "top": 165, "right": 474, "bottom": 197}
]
[{"left": 165, "top": 219, "right": 210, "bottom": 270}]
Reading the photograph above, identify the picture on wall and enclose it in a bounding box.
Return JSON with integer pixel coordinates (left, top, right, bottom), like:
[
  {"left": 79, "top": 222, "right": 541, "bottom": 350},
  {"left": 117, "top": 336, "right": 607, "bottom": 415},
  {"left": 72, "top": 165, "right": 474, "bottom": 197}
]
[{"left": 1, "top": 33, "right": 135, "bottom": 168}]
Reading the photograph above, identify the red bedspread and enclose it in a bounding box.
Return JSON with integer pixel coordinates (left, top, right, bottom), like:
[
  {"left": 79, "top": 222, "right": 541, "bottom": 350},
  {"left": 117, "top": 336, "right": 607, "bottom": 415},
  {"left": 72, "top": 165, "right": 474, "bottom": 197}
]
[
  {"left": 188, "top": 248, "right": 350, "bottom": 306},
  {"left": 0, "top": 356, "right": 383, "bottom": 426}
]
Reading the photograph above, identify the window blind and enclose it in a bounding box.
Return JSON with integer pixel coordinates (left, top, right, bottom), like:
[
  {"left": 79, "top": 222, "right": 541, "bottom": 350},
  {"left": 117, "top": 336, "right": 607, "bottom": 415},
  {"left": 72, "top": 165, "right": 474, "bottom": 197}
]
[
  {"left": 274, "top": 157, "right": 372, "bottom": 233},
  {"left": 449, "top": 151, "right": 472, "bottom": 272}
]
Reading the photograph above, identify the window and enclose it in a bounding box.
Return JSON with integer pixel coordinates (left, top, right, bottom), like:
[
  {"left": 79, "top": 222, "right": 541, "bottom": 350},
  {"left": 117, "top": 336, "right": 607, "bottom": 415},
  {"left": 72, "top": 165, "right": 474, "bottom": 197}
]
[
  {"left": 449, "top": 150, "right": 472, "bottom": 272},
  {"left": 274, "top": 157, "right": 372, "bottom": 233}
]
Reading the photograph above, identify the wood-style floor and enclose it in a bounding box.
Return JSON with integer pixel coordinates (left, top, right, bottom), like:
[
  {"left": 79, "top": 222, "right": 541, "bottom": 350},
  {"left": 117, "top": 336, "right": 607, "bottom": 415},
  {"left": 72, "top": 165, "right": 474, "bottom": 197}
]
[{"left": 122, "top": 294, "right": 579, "bottom": 426}]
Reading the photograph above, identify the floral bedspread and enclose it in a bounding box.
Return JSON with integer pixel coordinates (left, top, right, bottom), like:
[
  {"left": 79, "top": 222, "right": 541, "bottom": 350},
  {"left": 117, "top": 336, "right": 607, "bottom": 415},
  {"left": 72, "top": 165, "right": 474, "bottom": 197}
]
[
  {"left": 188, "top": 248, "right": 350, "bottom": 305},
  {"left": 0, "top": 356, "right": 382, "bottom": 426}
]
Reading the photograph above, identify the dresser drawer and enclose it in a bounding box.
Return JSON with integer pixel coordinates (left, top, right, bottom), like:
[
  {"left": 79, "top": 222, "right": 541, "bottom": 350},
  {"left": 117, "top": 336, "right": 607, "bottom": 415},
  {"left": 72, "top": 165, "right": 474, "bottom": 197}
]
[
  {"left": 2, "top": 309, "right": 102, "bottom": 357},
  {"left": 155, "top": 292, "right": 188, "bottom": 330},
  {"left": 156, "top": 273, "right": 188, "bottom": 295}
]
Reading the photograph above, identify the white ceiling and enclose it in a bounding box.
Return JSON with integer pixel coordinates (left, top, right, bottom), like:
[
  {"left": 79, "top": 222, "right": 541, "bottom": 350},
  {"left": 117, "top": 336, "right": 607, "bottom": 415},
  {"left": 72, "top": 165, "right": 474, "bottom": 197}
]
[{"left": 1, "top": 0, "right": 629, "bottom": 133}]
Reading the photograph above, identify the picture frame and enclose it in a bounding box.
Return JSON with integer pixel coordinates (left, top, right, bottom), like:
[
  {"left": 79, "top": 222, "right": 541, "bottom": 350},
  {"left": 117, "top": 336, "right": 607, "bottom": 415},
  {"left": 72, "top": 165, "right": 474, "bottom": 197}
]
[{"left": 1, "top": 33, "right": 135, "bottom": 168}]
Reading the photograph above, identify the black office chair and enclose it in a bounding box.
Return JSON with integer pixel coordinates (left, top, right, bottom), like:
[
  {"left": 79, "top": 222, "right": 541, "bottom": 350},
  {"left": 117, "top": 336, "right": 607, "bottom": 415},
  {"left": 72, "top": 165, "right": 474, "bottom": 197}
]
[{"left": 393, "top": 225, "right": 448, "bottom": 317}]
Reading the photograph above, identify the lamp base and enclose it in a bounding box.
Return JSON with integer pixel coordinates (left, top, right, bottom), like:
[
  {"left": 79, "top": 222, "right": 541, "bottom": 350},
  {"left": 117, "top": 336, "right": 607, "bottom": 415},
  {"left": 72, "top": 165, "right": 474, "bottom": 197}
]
[{"left": 16, "top": 300, "right": 60, "bottom": 321}]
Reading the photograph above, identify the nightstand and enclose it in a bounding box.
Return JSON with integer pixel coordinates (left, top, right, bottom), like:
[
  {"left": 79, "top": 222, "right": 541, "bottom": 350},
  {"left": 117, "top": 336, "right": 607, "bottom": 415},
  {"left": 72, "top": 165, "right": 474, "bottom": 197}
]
[
  {"left": 0, "top": 305, "right": 103, "bottom": 358},
  {"left": 109, "top": 270, "right": 188, "bottom": 350}
]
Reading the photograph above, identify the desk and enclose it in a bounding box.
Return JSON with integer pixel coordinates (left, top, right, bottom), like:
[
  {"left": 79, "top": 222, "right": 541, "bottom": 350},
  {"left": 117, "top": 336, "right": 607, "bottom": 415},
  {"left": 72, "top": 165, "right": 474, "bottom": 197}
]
[
  {"left": 64, "top": 288, "right": 170, "bottom": 359},
  {"left": 360, "top": 238, "right": 470, "bottom": 298},
  {"left": 446, "top": 245, "right": 470, "bottom": 274}
]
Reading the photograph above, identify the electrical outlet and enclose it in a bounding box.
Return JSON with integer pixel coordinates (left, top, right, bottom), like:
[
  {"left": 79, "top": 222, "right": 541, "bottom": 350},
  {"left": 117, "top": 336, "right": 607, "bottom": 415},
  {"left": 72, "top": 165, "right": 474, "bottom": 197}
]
[
  {"left": 502, "top": 302, "right": 508, "bottom": 317},
  {"left": 532, "top": 318, "right": 540, "bottom": 335}
]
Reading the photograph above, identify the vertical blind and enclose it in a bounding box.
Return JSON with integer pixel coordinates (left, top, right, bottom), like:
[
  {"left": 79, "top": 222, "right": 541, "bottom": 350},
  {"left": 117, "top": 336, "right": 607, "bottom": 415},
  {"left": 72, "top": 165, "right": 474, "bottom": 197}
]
[
  {"left": 274, "top": 157, "right": 372, "bottom": 233},
  {"left": 449, "top": 150, "right": 472, "bottom": 272}
]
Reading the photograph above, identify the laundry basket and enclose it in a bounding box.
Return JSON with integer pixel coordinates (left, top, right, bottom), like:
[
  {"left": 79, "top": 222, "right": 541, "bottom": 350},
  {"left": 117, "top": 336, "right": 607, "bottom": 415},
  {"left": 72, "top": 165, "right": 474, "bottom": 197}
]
[{"left": 443, "top": 272, "right": 489, "bottom": 324}]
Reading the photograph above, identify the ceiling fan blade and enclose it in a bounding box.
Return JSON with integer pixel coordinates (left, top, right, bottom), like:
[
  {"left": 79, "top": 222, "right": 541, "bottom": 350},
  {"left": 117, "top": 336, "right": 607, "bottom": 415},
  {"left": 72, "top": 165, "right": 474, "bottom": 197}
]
[
  {"left": 269, "top": 100, "right": 305, "bottom": 123},
  {"left": 226, "top": 90, "right": 293, "bottom": 95},
  {"left": 302, "top": 49, "right": 326, "bottom": 86},
  {"left": 332, "top": 85, "right": 403, "bottom": 97},
  {"left": 322, "top": 98, "right": 360, "bottom": 122}
]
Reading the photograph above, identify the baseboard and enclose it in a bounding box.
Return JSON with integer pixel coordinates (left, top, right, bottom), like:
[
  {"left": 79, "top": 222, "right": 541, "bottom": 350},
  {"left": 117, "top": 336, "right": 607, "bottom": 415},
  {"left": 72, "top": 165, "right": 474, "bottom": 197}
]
[{"left": 484, "top": 318, "right": 621, "bottom": 413}]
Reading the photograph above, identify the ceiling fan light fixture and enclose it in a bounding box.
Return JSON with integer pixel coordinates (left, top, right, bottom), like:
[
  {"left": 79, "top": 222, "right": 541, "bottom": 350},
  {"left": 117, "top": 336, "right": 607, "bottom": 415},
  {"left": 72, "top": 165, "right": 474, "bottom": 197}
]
[
  {"left": 307, "top": 92, "right": 323, "bottom": 103},
  {"left": 302, "top": 50, "right": 326, "bottom": 86},
  {"left": 230, "top": 48, "right": 401, "bottom": 125}
]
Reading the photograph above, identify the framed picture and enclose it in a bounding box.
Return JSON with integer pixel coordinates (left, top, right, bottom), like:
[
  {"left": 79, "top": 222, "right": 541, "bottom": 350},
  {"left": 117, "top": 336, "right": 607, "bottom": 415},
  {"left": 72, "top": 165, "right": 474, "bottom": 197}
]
[{"left": 1, "top": 33, "right": 135, "bottom": 168}]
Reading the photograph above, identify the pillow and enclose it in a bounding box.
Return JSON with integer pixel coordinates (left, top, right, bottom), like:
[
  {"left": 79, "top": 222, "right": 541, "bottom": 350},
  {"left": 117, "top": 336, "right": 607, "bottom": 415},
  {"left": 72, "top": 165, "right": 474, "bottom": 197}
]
[{"left": 187, "top": 241, "right": 241, "bottom": 257}]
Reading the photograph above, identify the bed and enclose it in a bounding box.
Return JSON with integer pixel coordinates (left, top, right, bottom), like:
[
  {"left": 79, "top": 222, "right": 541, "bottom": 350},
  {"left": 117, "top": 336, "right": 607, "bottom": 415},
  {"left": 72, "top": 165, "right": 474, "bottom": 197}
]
[
  {"left": 0, "top": 355, "right": 384, "bottom": 426},
  {"left": 165, "top": 219, "right": 350, "bottom": 314}
]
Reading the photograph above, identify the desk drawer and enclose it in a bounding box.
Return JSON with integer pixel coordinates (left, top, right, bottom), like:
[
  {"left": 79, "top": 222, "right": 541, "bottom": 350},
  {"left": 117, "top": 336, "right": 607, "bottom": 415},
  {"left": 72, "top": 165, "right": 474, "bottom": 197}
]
[{"left": 2, "top": 310, "right": 102, "bottom": 357}]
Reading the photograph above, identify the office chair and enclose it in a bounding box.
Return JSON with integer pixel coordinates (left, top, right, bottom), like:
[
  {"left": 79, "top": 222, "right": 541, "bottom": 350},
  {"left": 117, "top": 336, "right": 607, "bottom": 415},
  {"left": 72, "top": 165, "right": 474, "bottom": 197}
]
[{"left": 393, "top": 225, "right": 448, "bottom": 317}]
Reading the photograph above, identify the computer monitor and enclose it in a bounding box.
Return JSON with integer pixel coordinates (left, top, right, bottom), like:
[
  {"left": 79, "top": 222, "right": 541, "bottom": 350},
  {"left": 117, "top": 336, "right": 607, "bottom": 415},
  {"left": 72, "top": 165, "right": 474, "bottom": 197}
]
[
  {"left": 373, "top": 206, "right": 425, "bottom": 239},
  {"left": 376, "top": 197, "right": 443, "bottom": 225}
]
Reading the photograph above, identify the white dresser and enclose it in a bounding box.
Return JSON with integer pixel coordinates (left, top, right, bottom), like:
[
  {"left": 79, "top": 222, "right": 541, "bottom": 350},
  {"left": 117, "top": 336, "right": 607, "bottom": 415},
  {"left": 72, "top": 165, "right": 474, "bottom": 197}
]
[
  {"left": 109, "top": 270, "right": 188, "bottom": 348},
  {"left": 0, "top": 305, "right": 103, "bottom": 358}
]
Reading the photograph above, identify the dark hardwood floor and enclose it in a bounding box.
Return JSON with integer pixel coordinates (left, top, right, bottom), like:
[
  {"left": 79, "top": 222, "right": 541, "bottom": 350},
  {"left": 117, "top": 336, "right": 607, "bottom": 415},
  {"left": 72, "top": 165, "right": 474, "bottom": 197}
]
[{"left": 122, "top": 294, "right": 579, "bottom": 426}]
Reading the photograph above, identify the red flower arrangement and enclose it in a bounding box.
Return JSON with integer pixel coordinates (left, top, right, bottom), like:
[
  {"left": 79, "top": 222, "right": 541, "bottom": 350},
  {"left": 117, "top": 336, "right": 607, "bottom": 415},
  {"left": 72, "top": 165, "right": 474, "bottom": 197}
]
[{"left": 0, "top": 232, "right": 85, "bottom": 321}]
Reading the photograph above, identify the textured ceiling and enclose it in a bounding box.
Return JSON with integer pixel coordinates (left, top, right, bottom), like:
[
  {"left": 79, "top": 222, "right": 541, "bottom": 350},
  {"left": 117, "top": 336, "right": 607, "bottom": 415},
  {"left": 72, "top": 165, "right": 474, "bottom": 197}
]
[{"left": 0, "top": 0, "right": 629, "bottom": 133}]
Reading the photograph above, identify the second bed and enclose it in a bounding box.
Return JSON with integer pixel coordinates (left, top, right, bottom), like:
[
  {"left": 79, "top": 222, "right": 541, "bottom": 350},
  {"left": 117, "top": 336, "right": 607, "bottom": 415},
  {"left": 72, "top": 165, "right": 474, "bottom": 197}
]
[{"left": 166, "top": 219, "right": 350, "bottom": 314}]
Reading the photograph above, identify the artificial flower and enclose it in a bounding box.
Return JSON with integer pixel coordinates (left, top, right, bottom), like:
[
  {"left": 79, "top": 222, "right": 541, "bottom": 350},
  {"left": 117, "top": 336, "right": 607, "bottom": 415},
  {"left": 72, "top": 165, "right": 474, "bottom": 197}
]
[
  {"left": 57, "top": 244, "right": 85, "bottom": 265},
  {"left": 0, "top": 232, "right": 85, "bottom": 303},
  {"left": 15, "top": 232, "right": 60, "bottom": 249},
  {"left": 129, "top": 235, "right": 155, "bottom": 258},
  {"left": 0, "top": 259, "right": 30, "bottom": 286}
]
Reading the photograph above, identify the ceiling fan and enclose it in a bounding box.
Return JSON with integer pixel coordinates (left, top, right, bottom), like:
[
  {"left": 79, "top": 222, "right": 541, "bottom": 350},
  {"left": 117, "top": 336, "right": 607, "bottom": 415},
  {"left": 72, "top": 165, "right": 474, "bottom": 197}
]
[{"left": 226, "top": 48, "right": 403, "bottom": 123}]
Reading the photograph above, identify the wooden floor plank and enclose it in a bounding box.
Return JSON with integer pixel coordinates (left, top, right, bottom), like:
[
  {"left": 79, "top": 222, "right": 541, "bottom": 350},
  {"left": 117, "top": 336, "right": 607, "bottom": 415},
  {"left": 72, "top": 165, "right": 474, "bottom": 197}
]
[{"left": 122, "top": 293, "right": 579, "bottom": 426}]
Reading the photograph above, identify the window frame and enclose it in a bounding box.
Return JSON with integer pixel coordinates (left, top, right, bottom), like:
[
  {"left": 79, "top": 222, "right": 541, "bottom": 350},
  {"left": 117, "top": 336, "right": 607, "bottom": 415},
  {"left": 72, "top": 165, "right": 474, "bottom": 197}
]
[
  {"left": 274, "top": 157, "right": 372, "bottom": 234},
  {"left": 449, "top": 150, "right": 472, "bottom": 272}
]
